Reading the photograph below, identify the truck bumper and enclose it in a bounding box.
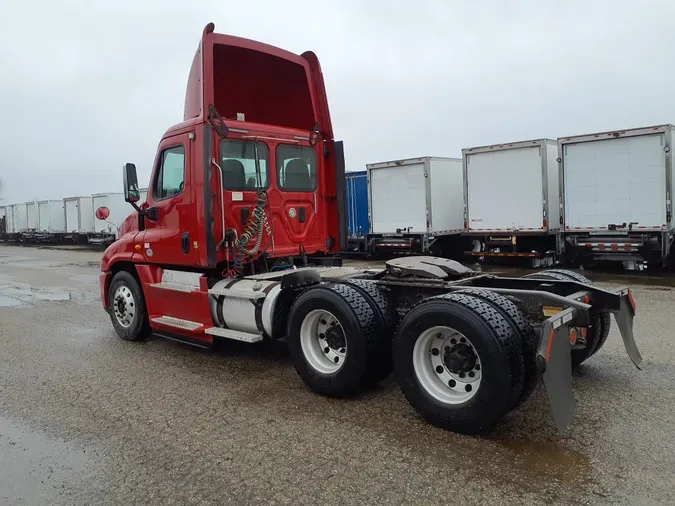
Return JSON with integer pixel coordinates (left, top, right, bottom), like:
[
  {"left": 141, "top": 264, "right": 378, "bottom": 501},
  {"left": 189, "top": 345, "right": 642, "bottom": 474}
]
[
  {"left": 536, "top": 288, "right": 641, "bottom": 432},
  {"left": 100, "top": 272, "right": 111, "bottom": 310}
]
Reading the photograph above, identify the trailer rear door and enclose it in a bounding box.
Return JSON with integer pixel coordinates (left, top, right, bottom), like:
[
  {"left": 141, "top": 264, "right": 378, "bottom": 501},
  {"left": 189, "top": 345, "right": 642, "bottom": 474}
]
[
  {"left": 466, "top": 146, "right": 543, "bottom": 231},
  {"left": 563, "top": 134, "right": 666, "bottom": 230},
  {"left": 370, "top": 161, "right": 427, "bottom": 233},
  {"left": 65, "top": 199, "right": 79, "bottom": 233}
]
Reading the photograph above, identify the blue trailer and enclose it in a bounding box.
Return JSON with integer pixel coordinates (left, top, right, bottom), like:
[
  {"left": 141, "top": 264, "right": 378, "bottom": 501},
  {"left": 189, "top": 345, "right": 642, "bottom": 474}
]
[{"left": 345, "top": 171, "right": 369, "bottom": 252}]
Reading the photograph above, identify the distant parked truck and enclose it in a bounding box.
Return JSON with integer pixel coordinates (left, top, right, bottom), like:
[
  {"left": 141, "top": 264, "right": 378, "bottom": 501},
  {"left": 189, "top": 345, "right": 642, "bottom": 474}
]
[
  {"left": 36, "top": 200, "right": 66, "bottom": 242},
  {"left": 345, "top": 171, "right": 369, "bottom": 252},
  {"left": 367, "top": 157, "right": 464, "bottom": 255},
  {"left": 559, "top": 124, "right": 675, "bottom": 270},
  {"left": 64, "top": 196, "right": 95, "bottom": 242},
  {"left": 90, "top": 192, "right": 128, "bottom": 244},
  {"left": 462, "top": 139, "right": 561, "bottom": 266}
]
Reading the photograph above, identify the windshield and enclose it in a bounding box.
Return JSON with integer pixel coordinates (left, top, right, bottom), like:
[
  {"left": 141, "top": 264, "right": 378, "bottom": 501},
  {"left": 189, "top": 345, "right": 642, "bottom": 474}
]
[{"left": 219, "top": 139, "right": 269, "bottom": 190}]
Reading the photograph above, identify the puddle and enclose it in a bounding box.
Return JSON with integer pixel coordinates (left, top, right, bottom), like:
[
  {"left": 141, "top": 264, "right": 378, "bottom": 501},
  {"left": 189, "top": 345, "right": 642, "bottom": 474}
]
[
  {"left": 490, "top": 437, "right": 593, "bottom": 486},
  {"left": 0, "top": 294, "right": 22, "bottom": 307},
  {"left": 0, "top": 284, "right": 93, "bottom": 307},
  {"left": 0, "top": 415, "right": 94, "bottom": 506}
]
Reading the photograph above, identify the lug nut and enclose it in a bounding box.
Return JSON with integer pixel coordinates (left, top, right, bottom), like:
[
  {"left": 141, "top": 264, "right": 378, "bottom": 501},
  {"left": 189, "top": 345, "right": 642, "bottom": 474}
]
[
  {"left": 319, "top": 333, "right": 326, "bottom": 339},
  {"left": 448, "top": 379, "right": 456, "bottom": 387},
  {"left": 431, "top": 348, "right": 440, "bottom": 356},
  {"left": 435, "top": 366, "right": 444, "bottom": 374},
  {"left": 334, "top": 357, "right": 339, "bottom": 363},
  {"left": 475, "top": 364, "right": 481, "bottom": 371},
  {"left": 459, "top": 373, "right": 465, "bottom": 379},
  {"left": 450, "top": 338, "right": 457, "bottom": 345},
  {"left": 340, "top": 348, "right": 345, "bottom": 353},
  {"left": 465, "top": 385, "right": 472, "bottom": 392},
  {"left": 436, "top": 333, "right": 442, "bottom": 338},
  {"left": 469, "top": 371, "right": 475, "bottom": 378},
  {"left": 460, "top": 337, "right": 466, "bottom": 343},
  {"left": 324, "top": 347, "right": 330, "bottom": 353},
  {"left": 320, "top": 319, "right": 327, "bottom": 325}
]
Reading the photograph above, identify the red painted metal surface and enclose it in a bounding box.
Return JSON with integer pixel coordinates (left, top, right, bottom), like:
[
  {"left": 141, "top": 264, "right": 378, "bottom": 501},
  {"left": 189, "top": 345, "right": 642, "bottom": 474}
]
[{"left": 101, "top": 23, "right": 338, "bottom": 330}]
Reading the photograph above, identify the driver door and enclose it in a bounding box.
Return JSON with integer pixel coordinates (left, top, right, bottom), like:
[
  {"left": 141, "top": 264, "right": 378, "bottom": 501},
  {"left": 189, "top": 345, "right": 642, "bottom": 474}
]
[{"left": 138, "top": 132, "right": 198, "bottom": 266}]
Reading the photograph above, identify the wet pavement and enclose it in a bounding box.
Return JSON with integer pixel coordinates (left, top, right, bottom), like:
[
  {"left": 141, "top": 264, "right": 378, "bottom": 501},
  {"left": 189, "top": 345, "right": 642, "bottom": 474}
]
[{"left": 1, "top": 244, "right": 675, "bottom": 505}]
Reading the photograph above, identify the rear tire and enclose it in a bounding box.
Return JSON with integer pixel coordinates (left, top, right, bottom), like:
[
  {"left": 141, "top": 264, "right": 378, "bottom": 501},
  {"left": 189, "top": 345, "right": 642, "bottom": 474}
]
[
  {"left": 107, "top": 270, "right": 151, "bottom": 342},
  {"left": 393, "top": 293, "right": 523, "bottom": 435},
  {"left": 455, "top": 289, "right": 538, "bottom": 409},
  {"left": 340, "top": 279, "right": 399, "bottom": 384},
  {"left": 286, "top": 283, "right": 381, "bottom": 397},
  {"left": 523, "top": 269, "right": 610, "bottom": 367}
]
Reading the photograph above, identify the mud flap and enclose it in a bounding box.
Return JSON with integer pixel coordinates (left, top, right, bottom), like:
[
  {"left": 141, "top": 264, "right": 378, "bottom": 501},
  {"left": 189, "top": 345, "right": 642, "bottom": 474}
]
[
  {"left": 615, "top": 290, "right": 642, "bottom": 369},
  {"left": 536, "top": 308, "right": 576, "bottom": 432}
]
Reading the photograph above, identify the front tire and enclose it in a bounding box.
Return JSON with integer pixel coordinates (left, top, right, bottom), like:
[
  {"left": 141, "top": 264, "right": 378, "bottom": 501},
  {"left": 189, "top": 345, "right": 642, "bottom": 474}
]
[
  {"left": 393, "top": 293, "right": 524, "bottom": 435},
  {"left": 107, "top": 270, "right": 151, "bottom": 342}
]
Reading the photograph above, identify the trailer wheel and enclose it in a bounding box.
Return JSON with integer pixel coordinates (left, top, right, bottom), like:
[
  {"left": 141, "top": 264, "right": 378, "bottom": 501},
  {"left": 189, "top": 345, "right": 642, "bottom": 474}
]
[
  {"left": 393, "top": 293, "right": 523, "bottom": 435},
  {"left": 339, "top": 279, "right": 399, "bottom": 384},
  {"left": 455, "top": 289, "right": 538, "bottom": 409},
  {"left": 107, "top": 270, "right": 151, "bottom": 342},
  {"left": 286, "top": 283, "right": 380, "bottom": 397},
  {"left": 523, "top": 270, "right": 610, "bottom": 367}
]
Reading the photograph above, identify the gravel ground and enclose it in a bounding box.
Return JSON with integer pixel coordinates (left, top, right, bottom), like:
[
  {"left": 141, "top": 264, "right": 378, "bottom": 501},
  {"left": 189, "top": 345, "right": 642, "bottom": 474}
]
[{"left": 1, "top": 244, "right": 674, "bottom": 505}]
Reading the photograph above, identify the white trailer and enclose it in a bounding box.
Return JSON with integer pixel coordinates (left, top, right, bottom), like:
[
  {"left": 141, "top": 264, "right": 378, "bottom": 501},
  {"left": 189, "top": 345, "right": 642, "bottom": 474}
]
[
  {"left": 25, "top": 201, "right": 38, "bottom": 231},
  {"left": 37, "top": 200, "right": 65, "bottom": 232},
  {"left": 559, "top": 124, "right": 675, "bottom": 269},
  {"left": 13, "top": 203, "right": 27, "bottom": 233},
  {"left": 462, "top": 139, "right": 560, "bottom": 264},
  {"left": 64, "top": 196, "right": 95, "bottom": 240},
  {"left": 91, "top": 192, "right": 129, "bottom": 242},
  {"left": 366, "top": 157, "right": 464, "bottom": 254},
  {"left": 4, "top": 205, "right": 16, "bottom": 235}
]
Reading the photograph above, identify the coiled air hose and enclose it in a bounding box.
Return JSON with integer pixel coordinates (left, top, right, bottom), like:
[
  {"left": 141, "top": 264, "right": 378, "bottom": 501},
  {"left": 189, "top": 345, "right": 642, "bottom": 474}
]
[{"left": 233, "top": 190, "right": 272, "bottom": 272}]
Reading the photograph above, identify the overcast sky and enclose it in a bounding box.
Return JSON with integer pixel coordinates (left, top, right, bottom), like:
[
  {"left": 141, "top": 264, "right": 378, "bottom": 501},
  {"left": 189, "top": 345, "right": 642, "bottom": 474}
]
[{"left": 2, "top": 0, "right": 675, "bottom": 203}]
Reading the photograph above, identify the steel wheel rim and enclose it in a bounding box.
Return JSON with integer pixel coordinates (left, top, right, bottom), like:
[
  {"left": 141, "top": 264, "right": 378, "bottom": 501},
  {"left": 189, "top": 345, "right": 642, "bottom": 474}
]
[
  {"left": 413, "top": 325, "right": 482, "bottom": 405},
  {"left": 113, "top": 285, "right": 136, "bottom": 328},
  {"left": 300, "top": 309, "right": 347, "bottom": 374}
]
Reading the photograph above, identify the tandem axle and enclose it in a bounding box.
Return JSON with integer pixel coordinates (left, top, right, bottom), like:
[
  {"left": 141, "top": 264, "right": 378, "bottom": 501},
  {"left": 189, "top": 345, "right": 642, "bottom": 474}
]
[{"left": 101, "top": 256, "right": 641, "bottom": 435}]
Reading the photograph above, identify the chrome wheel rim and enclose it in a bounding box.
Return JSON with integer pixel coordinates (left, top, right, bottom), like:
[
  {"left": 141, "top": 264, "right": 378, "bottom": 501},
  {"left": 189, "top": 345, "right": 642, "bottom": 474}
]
[
  {"left": 113, "top": 285, "right": 136, "bottom": 328},
  {"left": 300, "top": 309, "right": 347, "bottom": 374},
  {"left": 413, "top": 325, "right": 482, "bottom": 405}
]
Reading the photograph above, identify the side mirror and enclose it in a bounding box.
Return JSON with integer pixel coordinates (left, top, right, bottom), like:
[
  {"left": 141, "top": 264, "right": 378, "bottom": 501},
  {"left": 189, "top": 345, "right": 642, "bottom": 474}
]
[{"left": 123, "top": 163, "right": 141, "bottom": 203}]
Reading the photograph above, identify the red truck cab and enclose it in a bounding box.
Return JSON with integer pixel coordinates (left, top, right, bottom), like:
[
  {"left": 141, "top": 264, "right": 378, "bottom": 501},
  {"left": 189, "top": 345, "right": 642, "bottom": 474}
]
[{"left": 101, "top": 23, "right": 345, "bottom": 282}]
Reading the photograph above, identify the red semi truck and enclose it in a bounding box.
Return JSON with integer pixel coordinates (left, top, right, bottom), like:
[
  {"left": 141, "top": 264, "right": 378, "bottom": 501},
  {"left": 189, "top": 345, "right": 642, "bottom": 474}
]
[{"left": 98, "top": 23, "right": 642, "bottom": 435}]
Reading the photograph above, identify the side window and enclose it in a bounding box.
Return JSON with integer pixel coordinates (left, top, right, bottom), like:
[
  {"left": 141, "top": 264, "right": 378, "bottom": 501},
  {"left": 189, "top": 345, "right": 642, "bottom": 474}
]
[
  {"left": 219, "top": 139, "right": 269, "bottom": 190},
  {"left": 277, "top": 145, "right": 317, "bottom": 191},
  {"left": 154, "top": 146, "right": 185, "bottom": 200}
]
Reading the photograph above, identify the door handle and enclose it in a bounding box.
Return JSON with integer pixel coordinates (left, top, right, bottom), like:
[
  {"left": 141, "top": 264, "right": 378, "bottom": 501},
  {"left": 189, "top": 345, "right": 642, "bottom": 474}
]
[{"left": 181, "top": 232, "right": 190, "bottom": 254}]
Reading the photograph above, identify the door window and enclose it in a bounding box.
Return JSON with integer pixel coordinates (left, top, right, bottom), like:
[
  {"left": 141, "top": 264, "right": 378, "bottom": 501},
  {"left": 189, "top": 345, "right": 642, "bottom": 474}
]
[
  {"left": 219, "top": 139, "right": 269, "bottom": 190},
  {"left": 154, "top": 146, "right": 185, "bottom": 200},
  {"left": 277, "top": 145, "right": 317, "bottom": 191}
]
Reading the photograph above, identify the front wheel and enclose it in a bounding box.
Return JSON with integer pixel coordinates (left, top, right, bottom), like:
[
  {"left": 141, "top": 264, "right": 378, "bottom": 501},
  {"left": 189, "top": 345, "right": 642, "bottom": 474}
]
[{"left": 107, "top": 270, "right": 151, "bottom": 341}]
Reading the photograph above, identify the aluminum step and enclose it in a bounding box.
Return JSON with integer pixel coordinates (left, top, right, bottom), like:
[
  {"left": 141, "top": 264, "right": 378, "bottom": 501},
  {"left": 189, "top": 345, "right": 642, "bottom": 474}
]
[
  {"left": 150, "top": 282, "right": 198, "bottom": 293},
  {"left": 204, "top": 327, "right": 263, "bottom": 343},
  {"left": 151, "top": 316, "right": 204, "bottom": 331}
]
